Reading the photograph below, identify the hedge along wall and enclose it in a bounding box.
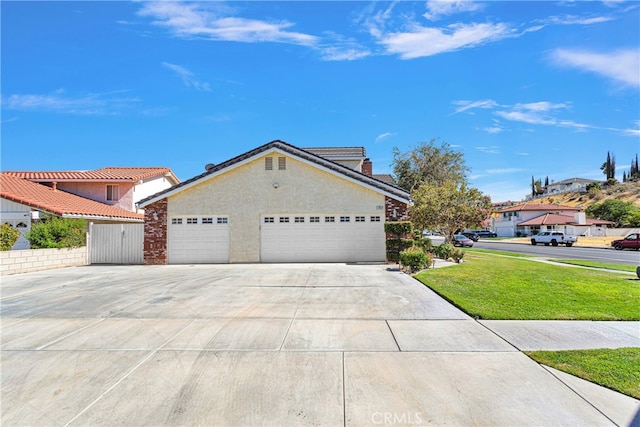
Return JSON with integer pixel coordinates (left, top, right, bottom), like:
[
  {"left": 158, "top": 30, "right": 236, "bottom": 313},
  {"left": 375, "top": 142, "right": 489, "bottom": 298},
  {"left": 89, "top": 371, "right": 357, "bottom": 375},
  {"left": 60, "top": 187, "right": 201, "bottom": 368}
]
[{"left": 0, "top": 247, "right": 88, "bottom": 275}]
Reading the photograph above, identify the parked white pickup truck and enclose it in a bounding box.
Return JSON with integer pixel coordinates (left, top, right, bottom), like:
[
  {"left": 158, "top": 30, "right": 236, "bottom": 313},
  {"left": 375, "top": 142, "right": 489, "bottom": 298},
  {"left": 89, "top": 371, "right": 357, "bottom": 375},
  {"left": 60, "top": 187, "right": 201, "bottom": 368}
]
[{"left": 530, "top": 231, "right": 578, "bottom": 247}]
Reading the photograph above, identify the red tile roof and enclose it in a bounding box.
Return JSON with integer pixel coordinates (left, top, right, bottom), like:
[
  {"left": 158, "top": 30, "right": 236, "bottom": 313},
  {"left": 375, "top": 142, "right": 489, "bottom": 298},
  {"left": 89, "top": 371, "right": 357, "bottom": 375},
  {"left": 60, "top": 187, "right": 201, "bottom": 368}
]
[
  {"left": 3, "top": 167, "right": 178, "bottom": 183},
  {"left": 497, "top": 203, "right": 581, "bottom": 213},
  {"left": 0, "top": 174, "right": 143, "bottom": 221},
  {"left": 518, "top": 213, "right": 615, "bottom": 227},
  {"left": 518, "top": 213, "right": 577, "bottom": 226}
]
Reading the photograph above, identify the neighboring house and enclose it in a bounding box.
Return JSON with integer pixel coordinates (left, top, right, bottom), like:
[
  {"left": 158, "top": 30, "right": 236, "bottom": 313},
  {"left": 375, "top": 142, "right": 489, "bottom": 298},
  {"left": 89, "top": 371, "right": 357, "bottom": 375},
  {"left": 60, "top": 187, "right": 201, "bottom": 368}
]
[
  {"left": 493, "top": 203, "right": 614, "bottom": 237},
  {"left": 3, "top": 167, "right": 179, "bottom": 213},
  {"left": 138, "top": 140, "right": 411, "bottom": 264},
  {"left": 544, "top": 177, "right": 600, "bottom": 195},
  {"left": 0, "top": 174, "right": 143, "bottom": 250},
  {"left": 304, "top": 147, "right": 397, "bottom": 185}
]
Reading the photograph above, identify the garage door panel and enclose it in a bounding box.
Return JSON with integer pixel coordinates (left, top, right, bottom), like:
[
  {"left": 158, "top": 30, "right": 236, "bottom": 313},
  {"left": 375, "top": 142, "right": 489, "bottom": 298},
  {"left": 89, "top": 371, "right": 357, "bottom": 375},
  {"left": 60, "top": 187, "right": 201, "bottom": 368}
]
[{"left": 168, "top": 220, "right": 229, "bottom": 264}]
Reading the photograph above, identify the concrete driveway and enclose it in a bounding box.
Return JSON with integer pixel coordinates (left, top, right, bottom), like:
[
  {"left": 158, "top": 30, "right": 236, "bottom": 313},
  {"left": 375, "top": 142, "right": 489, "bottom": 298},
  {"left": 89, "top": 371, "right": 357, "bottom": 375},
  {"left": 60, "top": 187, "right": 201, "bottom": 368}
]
[{"left": 1, "top": 264, "right": 637, "bottom": 426}]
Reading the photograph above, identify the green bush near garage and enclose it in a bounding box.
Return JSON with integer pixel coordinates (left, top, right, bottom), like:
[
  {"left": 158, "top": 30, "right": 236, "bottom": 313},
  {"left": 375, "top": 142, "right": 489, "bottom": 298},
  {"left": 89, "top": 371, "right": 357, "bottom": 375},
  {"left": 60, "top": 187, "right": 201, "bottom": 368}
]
[
  {"left": 399, "top": 247, "right": 433, "bottom": 273},
  {"left": 0, "top": 223, "right": 21, "bottom": 250},
  {"left": 26, "top": 215, "right": 87, "bottom": 249},
  {"left": 385, "top": 221, "right": 414, "bottom": 263}
]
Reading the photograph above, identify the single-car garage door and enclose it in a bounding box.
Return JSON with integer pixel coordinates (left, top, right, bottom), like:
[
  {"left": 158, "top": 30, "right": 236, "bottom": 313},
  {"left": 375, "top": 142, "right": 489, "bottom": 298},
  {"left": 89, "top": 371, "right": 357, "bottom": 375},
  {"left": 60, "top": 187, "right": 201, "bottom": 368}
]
[
  {"left": 260, "top": 214, "right": 385, "bottom": 263},
  {"left": 168, "top": 216, "right": 229, "bottom": 264}
]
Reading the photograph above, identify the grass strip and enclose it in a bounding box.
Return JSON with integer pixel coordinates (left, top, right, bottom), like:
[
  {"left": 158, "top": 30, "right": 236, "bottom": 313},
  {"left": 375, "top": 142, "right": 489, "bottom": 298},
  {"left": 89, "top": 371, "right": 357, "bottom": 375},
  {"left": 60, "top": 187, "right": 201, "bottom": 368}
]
[
  {"left": 526, "top": 348, "right": 640, "bottom": 399},
  {"left": 415, "top": 252, "right": 640, "bottom": 320},
  {"left": 549, "top": 259, "right": 636, "bottom": 273},
  {"left": 464, "top": 248, "right": 533, "bottom": 258}
]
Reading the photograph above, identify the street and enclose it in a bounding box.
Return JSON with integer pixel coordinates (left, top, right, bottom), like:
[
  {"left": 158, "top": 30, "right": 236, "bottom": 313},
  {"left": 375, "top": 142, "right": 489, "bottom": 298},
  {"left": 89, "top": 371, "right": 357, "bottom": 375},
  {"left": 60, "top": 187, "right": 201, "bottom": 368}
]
[{"left": 474, "top": 241, "right": 640, "bottom": 266}]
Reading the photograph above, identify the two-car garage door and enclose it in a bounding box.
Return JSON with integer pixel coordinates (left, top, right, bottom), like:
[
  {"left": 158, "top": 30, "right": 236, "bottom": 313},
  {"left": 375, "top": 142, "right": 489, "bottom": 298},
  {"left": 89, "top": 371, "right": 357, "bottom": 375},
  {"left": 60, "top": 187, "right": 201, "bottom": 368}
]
[
  {"left": 260, "top": 214, "right": 385, "bottom": 263},
  {"left": 168, "top": 214, "right": 385, "bottom": 263}
]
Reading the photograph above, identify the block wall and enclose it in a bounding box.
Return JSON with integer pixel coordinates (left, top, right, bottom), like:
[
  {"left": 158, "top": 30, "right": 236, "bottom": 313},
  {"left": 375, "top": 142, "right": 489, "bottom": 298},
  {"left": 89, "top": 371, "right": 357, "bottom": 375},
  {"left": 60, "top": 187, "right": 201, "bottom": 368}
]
[{"left": 0, "top": 247, "right": 88, "bottom": 275}]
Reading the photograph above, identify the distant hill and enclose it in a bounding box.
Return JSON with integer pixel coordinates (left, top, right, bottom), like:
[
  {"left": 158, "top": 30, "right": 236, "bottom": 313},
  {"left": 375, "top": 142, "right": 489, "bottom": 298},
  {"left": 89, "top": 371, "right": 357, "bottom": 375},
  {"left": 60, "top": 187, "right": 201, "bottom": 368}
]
[{"left": 525, "top": 181, "right": 640, "bottom": 210}]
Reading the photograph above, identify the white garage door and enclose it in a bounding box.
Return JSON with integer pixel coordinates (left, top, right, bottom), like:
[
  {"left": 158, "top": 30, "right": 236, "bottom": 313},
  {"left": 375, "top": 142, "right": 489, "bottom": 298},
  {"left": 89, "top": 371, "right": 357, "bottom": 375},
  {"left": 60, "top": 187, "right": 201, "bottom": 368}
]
[
  {"left": 260, "top": 214, "right": 385, "bottom": 263},
  {"left": 168, "top": 216, "right": 229, "bottom": 264}
]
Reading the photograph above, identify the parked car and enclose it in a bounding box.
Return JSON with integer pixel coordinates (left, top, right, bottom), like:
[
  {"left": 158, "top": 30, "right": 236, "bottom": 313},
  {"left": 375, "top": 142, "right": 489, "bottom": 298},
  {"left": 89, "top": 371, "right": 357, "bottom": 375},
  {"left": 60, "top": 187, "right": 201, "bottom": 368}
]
[
  {"left": 453, "top": 234, "right": 474, "bottom": 247},
  {"left": 461, "top": 231, "right": 479, "bottom": 242},
  {"left": 530, "top": 231, "right": 577, "bottom": 247},
  {"left": 475, "top": 230, "right": 497, "bottom": 238},
  {"left": 611, "top": 233, "right": 640, "bottom": 250}
]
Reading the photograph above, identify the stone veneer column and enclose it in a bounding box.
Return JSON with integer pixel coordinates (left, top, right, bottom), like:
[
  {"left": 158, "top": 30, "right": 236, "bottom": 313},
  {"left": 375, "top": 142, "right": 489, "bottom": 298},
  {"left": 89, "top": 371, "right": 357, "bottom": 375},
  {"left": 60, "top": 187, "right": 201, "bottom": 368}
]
[{"left": 143, "top": 199, "right": 168, "bottom": 265}]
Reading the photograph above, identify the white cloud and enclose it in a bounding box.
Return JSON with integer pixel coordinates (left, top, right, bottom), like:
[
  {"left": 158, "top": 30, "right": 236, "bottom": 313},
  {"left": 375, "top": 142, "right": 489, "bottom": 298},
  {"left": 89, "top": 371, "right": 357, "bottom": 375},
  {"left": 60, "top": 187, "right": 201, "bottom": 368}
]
[
  {"left": 485, "top": 168, "right": 524, "bottom": 174},
  {"left": 1, "top": 91, "right": 139, "bottom": 115},
  {"left": 138, "top": 2, "right": 318, "bottom": 46},
  {"left": 452, "top": 99, "right": 499, "bottom": 114},
  {"left": 544, "top": 15, "right": 614, "bottom": 25},
  {"left": 318, "top": 34, "right": 371, "bottom": 61},
  {"left": 475, "top": 181, "right": 531, "bottom": 202},
  {"left": 162, "top": 62, "right": 211, "bottom": 91},
  {"left": 375, "top": 132, "right": 396, "bottom": 142},
  {"left": 482, "top": 126, "right": 504, "bottom": 134},
  {"left": 475, "top": 146, "right": 500, "bottom": 154},
  {"left": 423, "top": 0, "right": 482, "bottom": 21},
  {"left": 378, "top": 22, "right": 513, "bottom": 59},
  {"left": 551, "top": 48, "right": 640, "bottom": 87},
  {"left": 455, "top": 98, "right": 630, "bottom": 134}
]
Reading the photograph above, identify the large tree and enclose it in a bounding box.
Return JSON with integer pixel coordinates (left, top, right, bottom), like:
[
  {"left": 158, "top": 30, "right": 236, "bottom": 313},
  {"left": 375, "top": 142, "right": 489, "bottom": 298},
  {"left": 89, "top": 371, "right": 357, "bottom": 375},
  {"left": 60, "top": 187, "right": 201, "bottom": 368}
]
[
  {"left": 585, "top": 199, "right": 639, "bottom": 228},
  {"left": 410, "top": 181, "right": 493, "bottom": 243},
  {"left": 392, "top": 139, "right": 469, "bottom": 192},
  {"left": 600, "top": 151, "right": 616, "bottom": 180}
]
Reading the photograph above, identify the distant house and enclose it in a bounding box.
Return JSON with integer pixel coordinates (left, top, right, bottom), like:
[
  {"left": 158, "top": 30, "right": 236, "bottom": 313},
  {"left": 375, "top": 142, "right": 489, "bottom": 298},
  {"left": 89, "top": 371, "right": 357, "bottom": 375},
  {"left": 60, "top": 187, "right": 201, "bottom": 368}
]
[
  {"left": 544, "top": 177, "right": 599, "bottom": 195},
  {"left": 493, "top": 203, "right": 615, "bottom": 237},
  {"left": 1, "top": 174, "right": 143, "bottom": 250},
  {"left": 3, "top": 167, "right": 179, "bottom": 213}
]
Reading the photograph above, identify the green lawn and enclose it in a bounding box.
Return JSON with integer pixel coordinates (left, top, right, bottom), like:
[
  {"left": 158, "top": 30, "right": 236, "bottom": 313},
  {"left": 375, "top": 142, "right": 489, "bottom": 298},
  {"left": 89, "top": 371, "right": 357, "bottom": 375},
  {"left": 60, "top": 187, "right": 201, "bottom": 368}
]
[
  {"left": 414, "top": 252, "right": 640, "bottom": 320},
  {"left": 526, "top": 348, "right": 640, "bottom": 399},
  {"left": 549, "top": 259, "right": 637, "bottom": 273}
]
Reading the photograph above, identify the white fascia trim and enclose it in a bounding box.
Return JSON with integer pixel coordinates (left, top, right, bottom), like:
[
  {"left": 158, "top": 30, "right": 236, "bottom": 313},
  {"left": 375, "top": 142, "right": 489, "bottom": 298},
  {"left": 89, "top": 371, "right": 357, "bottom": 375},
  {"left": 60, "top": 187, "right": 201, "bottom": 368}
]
[{"left": 62, "top": 214, "right": 143, "bottom": 223}]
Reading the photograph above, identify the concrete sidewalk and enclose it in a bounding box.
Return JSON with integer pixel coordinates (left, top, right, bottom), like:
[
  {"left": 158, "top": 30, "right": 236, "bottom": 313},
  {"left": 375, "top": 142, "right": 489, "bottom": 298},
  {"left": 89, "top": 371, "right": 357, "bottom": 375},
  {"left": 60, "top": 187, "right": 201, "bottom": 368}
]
[{"left": 1, "top": 264, "right": 638, "bottom": 426}]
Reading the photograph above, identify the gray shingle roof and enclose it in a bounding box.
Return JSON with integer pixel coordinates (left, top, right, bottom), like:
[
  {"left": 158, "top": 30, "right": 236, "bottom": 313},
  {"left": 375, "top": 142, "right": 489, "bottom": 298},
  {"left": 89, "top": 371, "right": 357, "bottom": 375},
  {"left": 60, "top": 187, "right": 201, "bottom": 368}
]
[{"left": 303, "top": 147, "right": 366, "bottom": 159}]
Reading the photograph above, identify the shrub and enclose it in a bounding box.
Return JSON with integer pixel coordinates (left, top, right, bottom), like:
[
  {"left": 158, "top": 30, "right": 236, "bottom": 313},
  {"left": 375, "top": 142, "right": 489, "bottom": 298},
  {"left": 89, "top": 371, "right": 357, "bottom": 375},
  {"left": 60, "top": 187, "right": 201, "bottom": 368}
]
[
  {"left": 416, "top": 236, "right": 434, "bottom": 253},
  {"left": 385, "top": 220, "right": 414, "bottom": 263},
  {"left": 399, "top": 247, "right": 428, "bottom": 273},
  {"left": 450, "top": 248, "right": 465, "bottom": 263},
  {"left": 384, "top": 221, "right": 413, "bottom": 237},
  {"left": 0, "top": 224, "right": 21, "bottom": 251},
  {"left": 434, "top": 242, "right": 454, "bottom": 260},
  {"left": 26, "top": 216, "right": 87, "bottom": 249}
]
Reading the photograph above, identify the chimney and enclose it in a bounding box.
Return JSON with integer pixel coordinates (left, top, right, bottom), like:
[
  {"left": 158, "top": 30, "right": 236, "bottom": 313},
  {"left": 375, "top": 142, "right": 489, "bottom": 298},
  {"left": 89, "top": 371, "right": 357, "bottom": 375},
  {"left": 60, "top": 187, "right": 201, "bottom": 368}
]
[
  {"left": 362, "top": 158, "right": 373, "bottom": 176},
  {"left": 574, "top": 211, "right": 586, "bottom": 225},
  {"left": 52, "top": 182, "right": 57, "bottom": 192}
]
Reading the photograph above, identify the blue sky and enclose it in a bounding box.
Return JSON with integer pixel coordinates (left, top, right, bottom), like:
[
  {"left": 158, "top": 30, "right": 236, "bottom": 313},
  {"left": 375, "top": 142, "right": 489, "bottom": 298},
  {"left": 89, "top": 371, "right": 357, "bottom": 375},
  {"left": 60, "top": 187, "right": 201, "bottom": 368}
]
[{"left": 2, "top": 1, "right": 639, "bottom": 202}]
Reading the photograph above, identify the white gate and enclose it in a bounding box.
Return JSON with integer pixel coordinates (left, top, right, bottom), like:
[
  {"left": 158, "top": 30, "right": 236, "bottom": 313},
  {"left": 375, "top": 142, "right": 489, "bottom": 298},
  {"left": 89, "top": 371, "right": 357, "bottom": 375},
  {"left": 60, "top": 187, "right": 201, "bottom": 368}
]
[{"left": 89, "top": 223, "right": 143, "bottom": 264}]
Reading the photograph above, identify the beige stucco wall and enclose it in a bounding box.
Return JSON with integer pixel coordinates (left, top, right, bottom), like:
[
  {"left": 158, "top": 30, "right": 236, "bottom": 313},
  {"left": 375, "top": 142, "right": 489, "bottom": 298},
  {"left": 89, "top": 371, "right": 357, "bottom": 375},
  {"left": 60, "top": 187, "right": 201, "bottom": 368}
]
[{"left": 167, "top": 150, "right": 386, "bottom": 262}]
